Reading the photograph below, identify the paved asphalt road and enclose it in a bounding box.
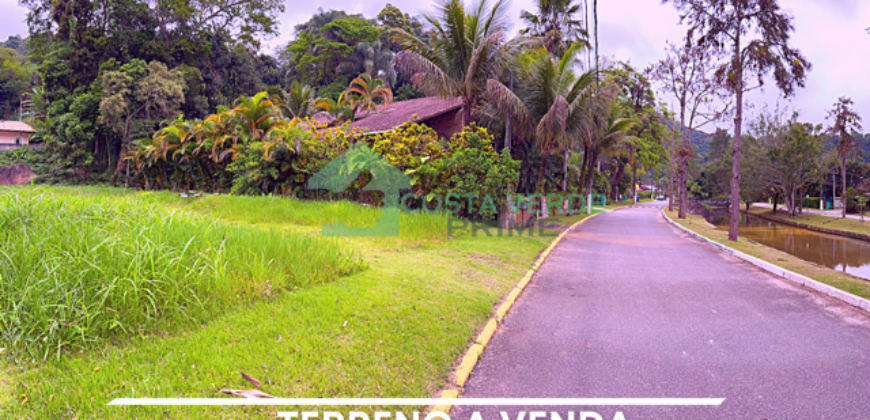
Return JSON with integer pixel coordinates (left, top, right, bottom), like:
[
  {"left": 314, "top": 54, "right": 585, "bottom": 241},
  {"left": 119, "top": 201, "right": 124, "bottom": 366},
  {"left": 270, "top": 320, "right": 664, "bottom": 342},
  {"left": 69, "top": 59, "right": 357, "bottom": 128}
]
[{"left": 453, "top": 201, "right": 870, "bottom": 420}]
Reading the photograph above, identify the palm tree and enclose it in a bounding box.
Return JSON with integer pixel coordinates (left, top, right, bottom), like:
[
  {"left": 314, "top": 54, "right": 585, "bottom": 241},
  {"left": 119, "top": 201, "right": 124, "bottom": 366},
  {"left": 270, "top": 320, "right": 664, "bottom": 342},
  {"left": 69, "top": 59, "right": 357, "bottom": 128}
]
[
  {"left": 392, "top": 0, "right": 514, "bottom": 125},
  {"left": 314, "top": 95, "right": 356, "bottom": 124},
  {"left": 275, "top": 82, "right": 316, "bottom": 119},
  {"left": 232, "top": 92, "right": 279, "bottom": 143},
  {"left": 580, "top": 93, "right": 634, "bottom": 211},
  {"left": 520, "top": 0, "right": 589, "bottom": 57},
  {"left": 342, "top": 41, "right": 397, "bottom": 87},
  {"left": 485, "top": 43, "right": 596, "bottom": 193},
  {"left": 344, "top": 74, "right": 394, "bottom": 117}
]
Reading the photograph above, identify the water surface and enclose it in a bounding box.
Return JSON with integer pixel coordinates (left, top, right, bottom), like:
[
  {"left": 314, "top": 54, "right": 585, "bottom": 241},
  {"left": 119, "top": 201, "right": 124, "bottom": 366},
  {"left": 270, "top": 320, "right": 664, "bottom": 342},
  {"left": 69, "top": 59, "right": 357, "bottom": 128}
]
[{"left": 709, "top": 211, "right": 870, "bottom": 281}]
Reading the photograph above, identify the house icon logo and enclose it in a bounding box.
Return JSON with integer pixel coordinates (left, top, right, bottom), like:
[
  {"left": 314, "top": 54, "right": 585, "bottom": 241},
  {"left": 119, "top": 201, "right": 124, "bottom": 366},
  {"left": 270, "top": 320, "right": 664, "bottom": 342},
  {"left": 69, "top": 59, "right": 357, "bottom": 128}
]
[{"left": 307, "top": 143, "right": 411, "bottom": 237}]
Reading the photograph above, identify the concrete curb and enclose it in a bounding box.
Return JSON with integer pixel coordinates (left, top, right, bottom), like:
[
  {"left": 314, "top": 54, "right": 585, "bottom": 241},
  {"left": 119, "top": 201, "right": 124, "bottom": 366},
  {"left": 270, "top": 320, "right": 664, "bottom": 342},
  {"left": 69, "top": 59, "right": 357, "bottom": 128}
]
[
  {"left": 661, "top": 209, "right": 870, "bottom": 314},
  {"left": 432, "top": 212, "right": 602, "bottom": 414}
]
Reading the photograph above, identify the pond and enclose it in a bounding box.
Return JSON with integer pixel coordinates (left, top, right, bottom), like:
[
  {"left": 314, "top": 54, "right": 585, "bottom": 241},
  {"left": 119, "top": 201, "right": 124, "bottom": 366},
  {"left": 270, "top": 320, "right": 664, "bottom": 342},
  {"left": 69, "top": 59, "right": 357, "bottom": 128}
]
[{"left": 707, "top": 210, "right": 870, "bottom": 282}]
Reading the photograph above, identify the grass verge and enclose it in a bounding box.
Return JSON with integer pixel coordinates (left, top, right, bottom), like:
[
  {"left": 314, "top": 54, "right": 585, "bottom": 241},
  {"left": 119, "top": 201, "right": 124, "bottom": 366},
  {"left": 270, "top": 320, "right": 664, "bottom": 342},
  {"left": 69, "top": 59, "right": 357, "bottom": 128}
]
[
  {"left": 1, "top": 186, "right": 581, "bottom": 418},
  {"left": 665, "top": 209, "right": 870, "bottom": 301}
]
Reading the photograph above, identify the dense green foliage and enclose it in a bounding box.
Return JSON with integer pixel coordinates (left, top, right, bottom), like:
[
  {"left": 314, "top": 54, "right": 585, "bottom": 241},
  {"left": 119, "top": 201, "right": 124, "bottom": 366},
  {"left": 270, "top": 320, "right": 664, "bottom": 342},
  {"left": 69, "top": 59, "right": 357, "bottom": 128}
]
[
  {"left": 17, "top": 0, "right": 286, "bottom": 179},
  {"left": 0, "top": 46, "right": 34, "bottom": 119}
]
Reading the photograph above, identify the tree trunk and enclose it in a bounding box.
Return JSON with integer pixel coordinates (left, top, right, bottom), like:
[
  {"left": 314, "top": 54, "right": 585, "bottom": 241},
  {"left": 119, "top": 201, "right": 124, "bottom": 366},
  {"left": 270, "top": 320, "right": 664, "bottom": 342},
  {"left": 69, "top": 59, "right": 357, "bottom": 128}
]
[
  {"left": 678, "top": 106, "right": 690, "bottom": 219},
  {"left": 678, "top": 158, "right": 688, "bottom": 219},
  {"left": 611, "top": 163, "right": 625, "bottom": 202},
  {"left": 505, "top": 69, "right": 513, "bottom": 154},
  {"left": 773, "top": 193, "right": 778, "bottom": 213},
  {"left": 819, "top": 177, "right": 824, "bottom": 210},
  {"left": 798, "top": 186, "right": 803, "bottom": 213},
  {"left": 584, "top": 150, "right": 598, "bottom": 214},
  {"left": 842, "top": 158, "right": 847, "bottom": 218},
  {"left": 728, "top": 47, "right": 744, "bottom": 242},
  {"left": 562, "top": 148, "right": 569, "bottom": 192},
  {"left": 578, "top": 145, "right": 590, "bottom": 209},
  {"left": 111, "top": 143, "right": 128, "bottom": 184},
  {"left": 668, "top": 127, "right": 675, "bottom": 212},
  {"left": 630, "top": 145, "right": 637, "bottom": 202},
  {"left": 536, "top": 140, "right": 554, "bottom": 193}
]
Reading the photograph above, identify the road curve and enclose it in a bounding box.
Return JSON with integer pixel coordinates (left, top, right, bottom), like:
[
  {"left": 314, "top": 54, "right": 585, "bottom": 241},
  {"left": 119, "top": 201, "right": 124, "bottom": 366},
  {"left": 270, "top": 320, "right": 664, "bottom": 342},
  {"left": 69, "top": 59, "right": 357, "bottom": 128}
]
[{"left": 454, "top": 201, "right": 870, "bottom": 419}]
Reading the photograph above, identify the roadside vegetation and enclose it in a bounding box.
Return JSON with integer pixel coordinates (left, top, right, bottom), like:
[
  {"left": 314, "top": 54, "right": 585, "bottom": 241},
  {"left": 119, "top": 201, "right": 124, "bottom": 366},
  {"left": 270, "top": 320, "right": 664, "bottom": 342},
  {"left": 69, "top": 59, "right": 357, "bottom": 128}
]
[{"left": 0, "top": 185, "right": 585, "bottom": 418}]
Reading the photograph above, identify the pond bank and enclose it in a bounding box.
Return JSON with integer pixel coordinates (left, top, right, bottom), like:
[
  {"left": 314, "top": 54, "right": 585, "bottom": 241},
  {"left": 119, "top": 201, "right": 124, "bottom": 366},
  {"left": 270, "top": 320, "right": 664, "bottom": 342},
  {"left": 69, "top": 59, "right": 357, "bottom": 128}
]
[{"left": 704, "top": 209, "right": 870, "bottom": 282}]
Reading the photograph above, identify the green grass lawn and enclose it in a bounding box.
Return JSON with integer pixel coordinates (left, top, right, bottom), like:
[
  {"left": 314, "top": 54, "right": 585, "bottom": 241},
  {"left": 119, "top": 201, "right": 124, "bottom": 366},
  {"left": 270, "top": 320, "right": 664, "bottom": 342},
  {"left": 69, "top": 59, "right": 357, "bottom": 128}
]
[
  {"left": 666, "top": 209, "right": 870, "bottom": 301},
  {"left": 0, "top": 186, "right": 585, "bottom": 418},
  {"left": 747, "top": 207, "right": 870, "bottom": 236}
]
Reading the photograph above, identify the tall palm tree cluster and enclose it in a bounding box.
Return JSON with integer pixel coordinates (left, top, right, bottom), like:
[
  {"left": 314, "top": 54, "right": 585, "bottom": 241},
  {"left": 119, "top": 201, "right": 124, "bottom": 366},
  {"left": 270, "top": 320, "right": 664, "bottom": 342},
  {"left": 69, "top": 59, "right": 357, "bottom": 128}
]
[{"left": 393, "top": 0, "right": 636, "bottom": 197}]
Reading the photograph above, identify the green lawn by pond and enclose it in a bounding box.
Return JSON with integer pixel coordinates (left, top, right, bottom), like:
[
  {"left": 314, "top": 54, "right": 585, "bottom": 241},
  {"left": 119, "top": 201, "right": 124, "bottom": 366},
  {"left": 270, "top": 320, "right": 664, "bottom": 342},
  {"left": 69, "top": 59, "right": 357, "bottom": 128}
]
[{"left": 0, "top": 185, "right": 584, "bottom": 418}]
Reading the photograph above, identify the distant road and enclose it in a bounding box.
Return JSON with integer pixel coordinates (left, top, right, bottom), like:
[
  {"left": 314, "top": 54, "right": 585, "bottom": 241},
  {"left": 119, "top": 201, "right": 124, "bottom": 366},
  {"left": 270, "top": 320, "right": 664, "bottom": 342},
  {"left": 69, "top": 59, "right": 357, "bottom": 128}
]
[{"left": 454, "top": 201, "right": 870, "bottom": 419}]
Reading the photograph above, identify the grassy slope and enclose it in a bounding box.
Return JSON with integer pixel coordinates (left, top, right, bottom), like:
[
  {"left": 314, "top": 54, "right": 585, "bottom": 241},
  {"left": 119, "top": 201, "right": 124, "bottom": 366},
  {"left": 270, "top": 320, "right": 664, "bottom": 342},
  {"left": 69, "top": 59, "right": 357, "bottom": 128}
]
[
  {"left": 747, "top": 207, "right": 870, "bottom": 237},
  {"left": 666, "top": 209, "right": 870, "bottom": 301},
  {"left": 3, "top": 186, "right": 583, "bottom": 418}
]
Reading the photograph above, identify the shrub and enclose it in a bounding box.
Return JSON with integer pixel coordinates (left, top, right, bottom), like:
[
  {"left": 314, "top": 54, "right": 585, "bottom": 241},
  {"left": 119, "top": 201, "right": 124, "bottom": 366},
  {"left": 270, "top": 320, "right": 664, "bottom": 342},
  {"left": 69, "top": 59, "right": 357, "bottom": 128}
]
[{"left": 417, "top": 124, "right": 519, "bottom": 219}]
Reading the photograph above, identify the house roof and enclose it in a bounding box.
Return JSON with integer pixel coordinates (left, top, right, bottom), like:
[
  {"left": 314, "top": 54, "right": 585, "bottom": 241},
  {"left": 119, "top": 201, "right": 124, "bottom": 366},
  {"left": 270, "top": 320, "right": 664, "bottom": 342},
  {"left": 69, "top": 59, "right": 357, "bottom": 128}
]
[
  {"left": 347, "top": 96, "right": 462, "bottom": 133},
  {"left": 0, "top": 121, "right": 35, "bottom": 133}
]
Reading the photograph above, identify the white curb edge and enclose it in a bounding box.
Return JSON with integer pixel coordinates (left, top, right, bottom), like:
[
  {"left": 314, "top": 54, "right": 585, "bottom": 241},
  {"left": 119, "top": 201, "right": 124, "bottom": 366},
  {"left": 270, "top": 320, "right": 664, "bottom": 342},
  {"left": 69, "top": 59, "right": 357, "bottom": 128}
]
[{"left": 661, "top": 209, "right": 870, "bottom": 313}]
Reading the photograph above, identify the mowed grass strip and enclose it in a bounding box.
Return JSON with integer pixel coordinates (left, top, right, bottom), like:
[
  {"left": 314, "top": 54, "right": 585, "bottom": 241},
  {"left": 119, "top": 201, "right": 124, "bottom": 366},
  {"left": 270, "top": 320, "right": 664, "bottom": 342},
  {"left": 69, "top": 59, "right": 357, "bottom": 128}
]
[
  {"left": 666, "top": 209, "right": 870, "bottom": 300},
  {"left": 0, "top": 188, "right": 361, "bottom": 359},
  {"left": 2, "top": 186, "right": 577, "bottom": 419}
]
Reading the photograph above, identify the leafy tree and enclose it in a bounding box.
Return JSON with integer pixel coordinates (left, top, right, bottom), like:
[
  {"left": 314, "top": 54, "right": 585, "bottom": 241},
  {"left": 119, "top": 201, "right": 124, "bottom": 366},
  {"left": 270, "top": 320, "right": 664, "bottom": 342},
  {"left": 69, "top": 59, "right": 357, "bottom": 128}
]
[
  {"left": 392, "top": 0, "right": 515, "bottom": 126},
  {"left": 294, "top": 8, "right": 350, "bottom": 37},
  {"left": 0, "top": 47, "right": 35, "bottom": 118},
  {"left": 286, "top": 16, "right": 380, "bottom": 86},
  {"left": 667, "top": 0, "right": 811, "bottom": 240},
  {"left": 751, "top": 110, "right": 823, "bottom": 216},
  {"left": 0, "top": 35, "right": 29, "bottom": 56},
  {"left": 520, "top": 0, "right": 589, "bottom": 57},
  {"left": 376, "top": 4, "right": 431, "bottom": 52},
  {"left": 826, "top": 96, "right": 864, "bottom": 218},
  {"left": 610, "top": 61, "right": 664, "bottom": 201},
  {"left": 647, "top": 41, "right": 728, "bottom": 219},
  {"left": 100, "top": 60, "right": 186, "bottom": 182}
]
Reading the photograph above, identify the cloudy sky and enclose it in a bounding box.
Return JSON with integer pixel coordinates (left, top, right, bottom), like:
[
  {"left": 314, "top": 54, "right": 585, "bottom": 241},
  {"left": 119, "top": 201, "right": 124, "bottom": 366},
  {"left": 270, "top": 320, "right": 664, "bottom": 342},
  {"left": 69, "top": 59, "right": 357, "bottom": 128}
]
[{"left": 1, "top": 0, "right": 868, "bottom": 129}]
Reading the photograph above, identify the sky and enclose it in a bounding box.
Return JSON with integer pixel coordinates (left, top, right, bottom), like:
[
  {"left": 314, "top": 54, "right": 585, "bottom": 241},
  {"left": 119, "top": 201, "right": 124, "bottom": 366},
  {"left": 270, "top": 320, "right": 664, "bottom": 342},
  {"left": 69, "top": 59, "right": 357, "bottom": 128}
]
[{"left": 1, "top": 0, "right": 868, "bottom": 130}]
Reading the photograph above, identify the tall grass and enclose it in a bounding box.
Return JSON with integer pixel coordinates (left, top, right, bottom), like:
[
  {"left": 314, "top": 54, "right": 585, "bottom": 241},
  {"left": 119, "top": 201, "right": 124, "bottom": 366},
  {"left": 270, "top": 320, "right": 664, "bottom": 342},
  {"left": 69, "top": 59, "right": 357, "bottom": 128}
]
[
  {"left": 0, "top": 188, "right": 361, "bottom": 359},
  {"left": 149, "top": 193, "right": 457, "bottom": 245}
]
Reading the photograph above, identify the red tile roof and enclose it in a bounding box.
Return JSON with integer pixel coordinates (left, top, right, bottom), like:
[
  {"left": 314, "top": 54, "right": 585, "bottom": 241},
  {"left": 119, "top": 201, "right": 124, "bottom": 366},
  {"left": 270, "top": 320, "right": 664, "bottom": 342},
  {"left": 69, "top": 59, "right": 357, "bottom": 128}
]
[
  {"left": 0, "top": 121, "right": 35, "bottom": 133},
  {"left": 347, "top": 96, "right": 462, "bottom": 133}
]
